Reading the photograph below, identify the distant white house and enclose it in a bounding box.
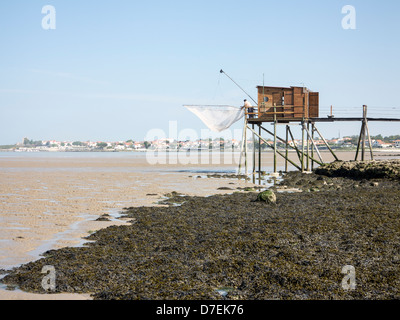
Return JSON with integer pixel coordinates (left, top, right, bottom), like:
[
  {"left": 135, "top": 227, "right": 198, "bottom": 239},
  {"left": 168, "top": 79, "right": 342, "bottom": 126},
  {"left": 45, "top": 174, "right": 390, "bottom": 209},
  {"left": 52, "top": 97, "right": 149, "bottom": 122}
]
[
  {"left": 394, "top": 140, "right": 400, "bottom": 148},
  {"left": 115, "top": 144, "right": 126, "bottom": 150},
  {"left": 373, "top": 140, "right": 392, "bottom": 148}
]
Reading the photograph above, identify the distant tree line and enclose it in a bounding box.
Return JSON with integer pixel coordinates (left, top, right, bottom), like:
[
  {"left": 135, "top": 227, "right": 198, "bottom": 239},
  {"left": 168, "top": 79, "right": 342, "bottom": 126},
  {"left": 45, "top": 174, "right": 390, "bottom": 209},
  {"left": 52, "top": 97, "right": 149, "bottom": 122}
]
[
  {"left": 343, "top": 135, "right": 400, "bottom": 144},
  {"left": 371, "top": 134, "right": 400, "bottom": 143},
  {"left": 23, "top": 138, "right": 43, "bottom": 147}
]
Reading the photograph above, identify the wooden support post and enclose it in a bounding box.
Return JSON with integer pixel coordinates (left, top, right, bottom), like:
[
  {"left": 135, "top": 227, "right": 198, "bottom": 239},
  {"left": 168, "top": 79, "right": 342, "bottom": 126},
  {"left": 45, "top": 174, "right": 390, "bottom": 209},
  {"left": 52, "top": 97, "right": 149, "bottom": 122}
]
[
  {"left": 258, "top": 124, "right": 262, "bottom": 174},
  {"left": 364, "top": 105, "right": 374, "bottom": 160},
  {"left": 238, "top": 118, "right": 246, "bottom": 174},
  {"left": 362, "top": 105, "right": 367, "bottom": 161},
  {"left": 306, "top": 121, "right": 310, "bottom": 171},
  {"left": 301, "top": 121, "right": 305, "bottom": 172},
  {"left": 273, "top": 105, "right": 277, "bottom": 174},
  {"left": 285, "top": 125, "right": 289, "bottom": 173},
  {"left": 246, "top": 125, "right": 302, "bottom": 171},
  {"left": 361, "top": 128, "right": 366, "bottom": 161},
  {"left": 252, "top": 124, "right": 256, "bottom": 175},
  {"left": 355, "top": 121, "right": 365, "bottom": 161},
  {"left": 303, "top": 124, "right": 324, "bottom": 164},
  {"left": 311, "top": 123, "right": 315, "bottom": 170},
  {"left": 313, "top": 125, "right": 339, "bottom": 161},
  {"left": 259, "top": 125, "right": 322, "bottom": 166},
  {"left": 362, "top": 105, "right": 374, "bottom": 161},
  {"left": 366, "top": 122, "right": 374, "bottom": 160},
  {"left": 287, "top": 126, "right": 303, "bottom": 165},
  {"left": 244, "top": 119, "right": 248, "bottom": 174},
  {"left": 355, "top": 105, "right": 368, "bottom": 161}
]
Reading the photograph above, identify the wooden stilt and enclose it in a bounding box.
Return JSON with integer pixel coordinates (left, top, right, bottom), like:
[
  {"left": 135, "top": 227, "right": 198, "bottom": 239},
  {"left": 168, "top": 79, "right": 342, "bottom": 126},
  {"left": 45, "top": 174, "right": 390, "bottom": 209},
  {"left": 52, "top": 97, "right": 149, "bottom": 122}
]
[
  {"left": 258, "top": 124, "right": 262, "bottom": 184},
  {"left": 366, "top": 123, "right": 374, "bottom": 160},
  {"left": 311, "top": 123, "right": 315, "bottom": 170},
  {"left": 238, "top": 118, "right": 246, "bottom": 174},
  {"left": 246, "top": 125, "right": 302, "bottom": 171},
  {"left": 355, "top": 105, "right": 372, "bottom": 161},
  {"left": 259, "top": 125, "right": 323, "bottom": 166},
  {"left": 244, "top": 119, "right": 248, "bottom": 175},
  {"left": 273, "top": 105, "right": 277, "bottom": 174},
  {"left": 287, "top": 126, "right": 303, "bottom": 165},
  {"left": 303, "top": 124, "right": 324, "bottom": 164},
  {"left": 361, "top": 126, "right": 366, "bottom": 161},
  {"left": 285, "top": 125, "right": 289, "bottom": 173},
  {"left": 355, "top": 121, "right": 365, "bottom": 161},
  {"left": 252, "top": 124, "right": 256, "bottom": 175},
  {"left": 306, "top": 121, "right": 310, "bottom": 171},
  {"left": 258, "top": 124, "right": 262, "bottom": 172},
  {"left": 301, "top": 121, "right": 305, "bottom": 172},
  {"left": 313, "top": 124, "right": 339, "bottom": 161},
  {"left": 364, "top": 110, "right": 374, "bottom": 160}
]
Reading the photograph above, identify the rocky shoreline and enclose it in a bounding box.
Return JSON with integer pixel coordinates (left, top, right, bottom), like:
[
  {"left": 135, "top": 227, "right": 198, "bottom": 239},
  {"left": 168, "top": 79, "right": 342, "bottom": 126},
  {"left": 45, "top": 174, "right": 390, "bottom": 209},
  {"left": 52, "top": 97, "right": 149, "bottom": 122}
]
[
  {"left": 315, "top": 160, "right": 400, "bottom": 180},
  {"left": 1, "top": 160, "right": 400, "bottom": 300}
]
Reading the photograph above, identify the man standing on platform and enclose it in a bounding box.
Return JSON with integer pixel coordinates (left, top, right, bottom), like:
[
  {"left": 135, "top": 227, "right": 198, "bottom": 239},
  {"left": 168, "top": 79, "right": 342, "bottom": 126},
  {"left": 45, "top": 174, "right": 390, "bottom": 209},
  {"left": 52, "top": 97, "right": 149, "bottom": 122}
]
[{"left": 243, "top": 99, "right": 254, "bottom": 119}]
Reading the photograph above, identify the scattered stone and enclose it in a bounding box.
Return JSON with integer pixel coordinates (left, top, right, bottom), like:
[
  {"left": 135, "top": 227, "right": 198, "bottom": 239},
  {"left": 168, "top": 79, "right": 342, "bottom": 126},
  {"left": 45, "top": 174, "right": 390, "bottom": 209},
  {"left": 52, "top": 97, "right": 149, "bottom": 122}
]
[
  {"left": 256, "top": 190, "right": 276, "bottom": 204},
  {"left": 96, "top": 215, "right": 111, "bottom": 222},
  {"left": 164, "top": 191, "right": 183, "bottom": 198},
  {"left": 207, "top": 173, "right": 250, "bottom": 181},
  {"left": 243, "top": 187, "right": 255, "bottom": 192}
]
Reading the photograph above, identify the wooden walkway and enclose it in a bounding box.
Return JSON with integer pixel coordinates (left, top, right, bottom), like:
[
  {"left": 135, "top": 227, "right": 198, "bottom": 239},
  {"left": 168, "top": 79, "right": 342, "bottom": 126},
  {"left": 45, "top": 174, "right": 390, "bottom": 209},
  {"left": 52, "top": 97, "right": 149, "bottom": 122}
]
[{"left": 248, "top": 117, "right": 400, "bottom": 124}]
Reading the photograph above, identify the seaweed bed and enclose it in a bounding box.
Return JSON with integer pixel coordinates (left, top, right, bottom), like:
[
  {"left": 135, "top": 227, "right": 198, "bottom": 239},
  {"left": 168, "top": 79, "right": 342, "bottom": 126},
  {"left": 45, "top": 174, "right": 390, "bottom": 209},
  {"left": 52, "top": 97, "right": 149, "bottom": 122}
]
[{"left": 1, "top": 161, "right": 400, "bottom": 300}]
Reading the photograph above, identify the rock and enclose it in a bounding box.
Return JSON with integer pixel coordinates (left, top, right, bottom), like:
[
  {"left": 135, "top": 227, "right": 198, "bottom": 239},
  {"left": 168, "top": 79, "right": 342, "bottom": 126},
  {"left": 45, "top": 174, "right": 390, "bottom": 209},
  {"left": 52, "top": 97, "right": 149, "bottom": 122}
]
[
  {"left": 315, "top": 160, "right": 400, "bottom": 180},
  {"left": 96, "top": 215, "right": 111, "bottom": 221},
  {"left": 243, "top": 187, "right": 255, "bottom": 192},
  {"left": 256, "top": 190, "right": 276, "bottom": 204},
  {"left": 164, "top": 191, "right": 183, "bottom": 198}
]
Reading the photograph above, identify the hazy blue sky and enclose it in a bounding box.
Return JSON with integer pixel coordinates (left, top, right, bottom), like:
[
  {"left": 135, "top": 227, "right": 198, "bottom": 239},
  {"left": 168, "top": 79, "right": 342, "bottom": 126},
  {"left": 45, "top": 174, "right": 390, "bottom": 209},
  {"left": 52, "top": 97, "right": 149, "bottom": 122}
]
[{"left": 1, "top": 0, "right": 399, "bottom": 144}]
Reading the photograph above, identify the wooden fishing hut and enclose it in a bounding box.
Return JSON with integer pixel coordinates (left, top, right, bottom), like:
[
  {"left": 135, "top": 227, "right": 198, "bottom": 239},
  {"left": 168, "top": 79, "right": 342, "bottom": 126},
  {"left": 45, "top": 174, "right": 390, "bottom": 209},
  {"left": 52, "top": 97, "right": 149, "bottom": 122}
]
[
  {"left": 239, "top": 84, "right": 326, "bottom": 175},
  {"left": 218, "top": 70, "right": 400, "bottom": 176},
  {"left": 256, "top": 86, "right": 319, "bottom": 121},
  {"left": 243, "top": 85, "right": 400, "bottom": 176}
]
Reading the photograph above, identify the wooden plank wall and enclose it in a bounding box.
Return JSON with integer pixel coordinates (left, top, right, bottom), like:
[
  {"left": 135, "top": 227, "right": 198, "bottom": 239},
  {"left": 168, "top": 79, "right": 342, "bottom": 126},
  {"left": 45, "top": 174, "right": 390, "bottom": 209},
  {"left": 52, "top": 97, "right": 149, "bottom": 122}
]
[{"left": 257, "top": 86, "right": 319, "bottom": 121}]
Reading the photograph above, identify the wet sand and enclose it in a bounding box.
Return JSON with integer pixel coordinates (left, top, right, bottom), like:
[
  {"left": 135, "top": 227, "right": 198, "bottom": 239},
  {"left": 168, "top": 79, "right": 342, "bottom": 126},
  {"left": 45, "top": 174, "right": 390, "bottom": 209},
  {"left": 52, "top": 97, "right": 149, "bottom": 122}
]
[
  {"left": 0, "top": 152, "right": 260, "bottom": 299},
  {"left": 2, "top": 159, "right": 400, "bottom": 300},
  {"left": 0, "top": 150, "right": 397, "bottom": 299}
]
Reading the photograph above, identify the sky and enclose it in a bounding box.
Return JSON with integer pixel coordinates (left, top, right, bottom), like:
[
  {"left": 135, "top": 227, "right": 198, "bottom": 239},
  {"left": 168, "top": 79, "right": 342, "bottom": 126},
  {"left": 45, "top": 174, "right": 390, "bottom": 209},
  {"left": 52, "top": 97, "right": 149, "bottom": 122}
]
[{"left": 1, "top": 0, "right": 400, "bottom": 145}]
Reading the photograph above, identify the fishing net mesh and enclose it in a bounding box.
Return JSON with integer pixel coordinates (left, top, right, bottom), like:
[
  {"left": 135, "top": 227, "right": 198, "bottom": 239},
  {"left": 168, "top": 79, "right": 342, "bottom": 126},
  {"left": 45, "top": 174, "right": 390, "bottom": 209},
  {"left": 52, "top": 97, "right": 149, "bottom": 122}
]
[{"left": 184, "top": 105, "right": 245, "bottom": 132}]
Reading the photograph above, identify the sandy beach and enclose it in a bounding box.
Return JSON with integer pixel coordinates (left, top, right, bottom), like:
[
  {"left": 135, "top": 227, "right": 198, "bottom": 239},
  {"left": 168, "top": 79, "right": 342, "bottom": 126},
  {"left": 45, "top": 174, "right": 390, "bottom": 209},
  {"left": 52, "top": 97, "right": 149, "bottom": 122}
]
[
  {"left": 0, "top": 151, "right": 262, "bottom": 299},
  {"left": 0, "top": 150, "right": 398, "bottom": 300}
]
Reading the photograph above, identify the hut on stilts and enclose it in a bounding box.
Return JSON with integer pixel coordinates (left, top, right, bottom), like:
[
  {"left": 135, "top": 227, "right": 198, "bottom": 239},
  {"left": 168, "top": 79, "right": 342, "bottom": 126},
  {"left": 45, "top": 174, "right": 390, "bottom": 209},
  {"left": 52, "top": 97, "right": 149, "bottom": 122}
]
[{"left": 186, "top": 70, "right": 400, "bottom": 178}]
